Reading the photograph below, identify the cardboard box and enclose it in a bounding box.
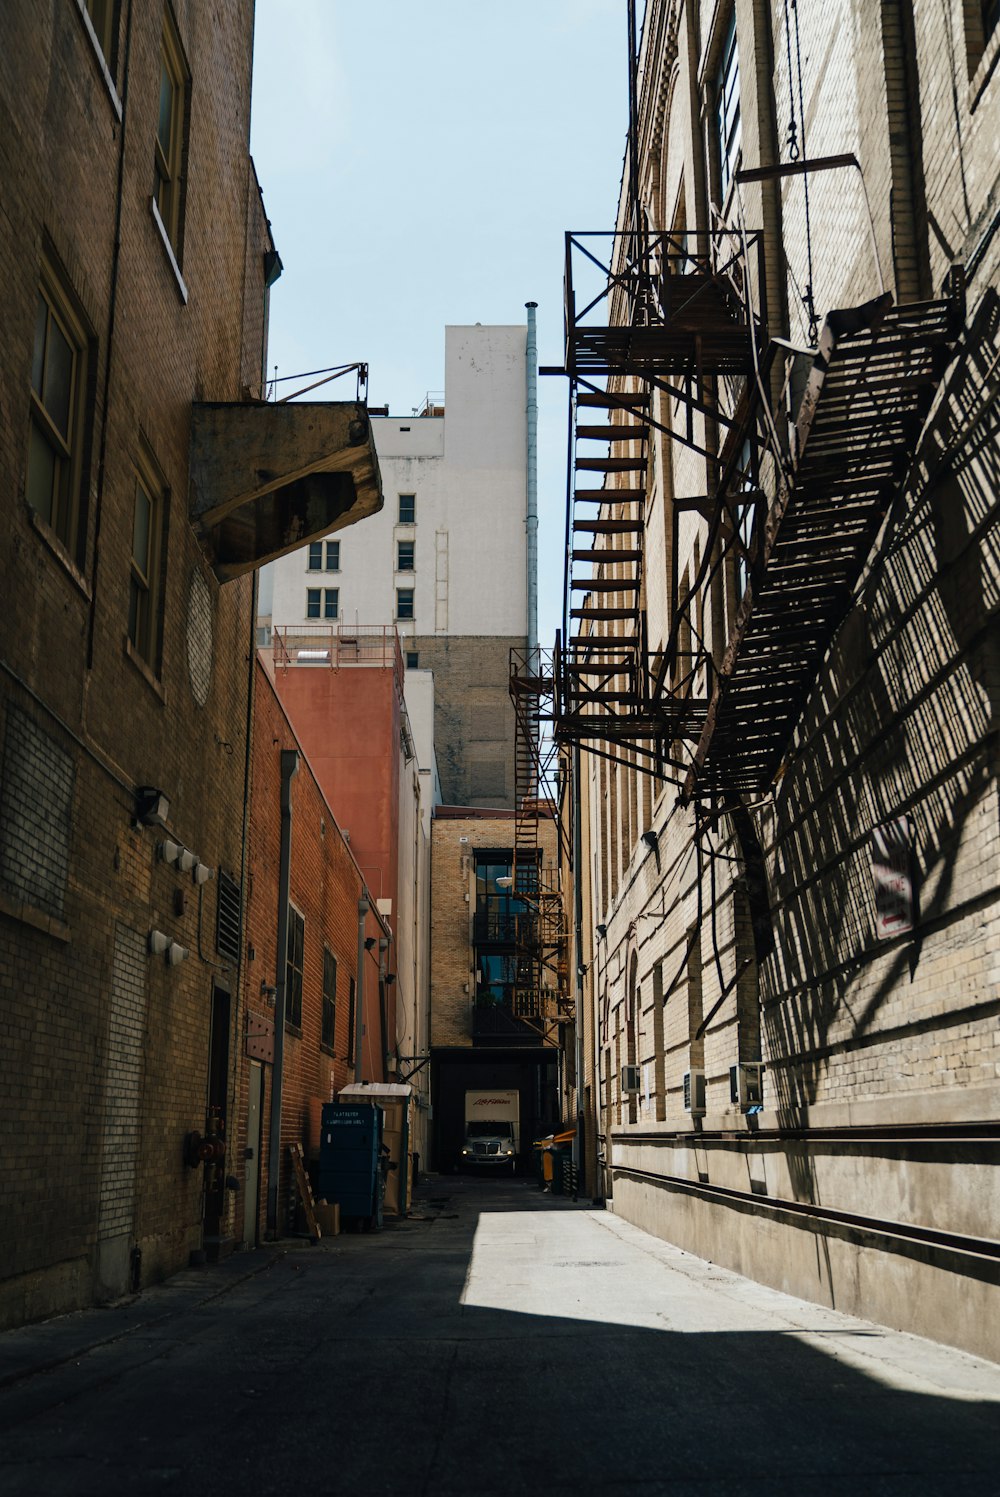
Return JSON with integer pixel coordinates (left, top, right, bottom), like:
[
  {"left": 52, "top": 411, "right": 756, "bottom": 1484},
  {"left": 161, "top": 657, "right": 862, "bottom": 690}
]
[{"left": 314, "top": 1201, "right": 340, "bottom": 1236}]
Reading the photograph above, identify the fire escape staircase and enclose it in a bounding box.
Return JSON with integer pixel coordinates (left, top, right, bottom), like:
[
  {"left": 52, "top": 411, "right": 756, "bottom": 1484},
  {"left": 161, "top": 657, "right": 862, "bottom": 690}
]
[
  {"left": 682, "top": 275, "right": 965, "bottom": 800},
  {"left": 509, "top": 648, "right": 569, "bottom": 1030},
  {"left": 545, "top": 229, "right": 766, "bottom": 770}
]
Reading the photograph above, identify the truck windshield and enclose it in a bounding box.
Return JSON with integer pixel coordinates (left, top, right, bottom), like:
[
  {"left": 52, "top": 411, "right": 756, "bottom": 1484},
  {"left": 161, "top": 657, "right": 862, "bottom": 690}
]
[{"left": 467, "top": 1121, "right": 513, "bottom": 1138}]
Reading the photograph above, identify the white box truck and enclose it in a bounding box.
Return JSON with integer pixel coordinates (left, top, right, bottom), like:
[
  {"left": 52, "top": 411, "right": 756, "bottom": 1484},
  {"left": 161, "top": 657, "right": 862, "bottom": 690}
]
[{"left": 462, "top": 1089, "right": 519, "bottom": 1171}]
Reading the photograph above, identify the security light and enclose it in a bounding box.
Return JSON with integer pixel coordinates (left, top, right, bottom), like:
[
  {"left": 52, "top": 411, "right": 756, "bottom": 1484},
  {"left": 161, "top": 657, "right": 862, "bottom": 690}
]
[
  {"left": 596, "top": 923, "right": 607, "bottom": 941},
  {"left": 136, "top": 786, "right": 170, "bottom": 828},
  {"left": 148, "top": 929, "right": 170, "bottom": 956}
]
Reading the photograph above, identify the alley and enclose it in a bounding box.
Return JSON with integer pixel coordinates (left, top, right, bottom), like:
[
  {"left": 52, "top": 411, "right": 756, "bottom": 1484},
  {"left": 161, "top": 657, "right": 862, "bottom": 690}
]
[{"left": 0, "top": 1181, "right": 998, "bottom": 1495}]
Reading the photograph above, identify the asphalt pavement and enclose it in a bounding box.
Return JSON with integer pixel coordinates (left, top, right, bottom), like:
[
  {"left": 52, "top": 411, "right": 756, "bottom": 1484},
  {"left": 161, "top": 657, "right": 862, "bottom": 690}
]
[{"left": 0, "top": 1176, "right": 998, "bottom": 1495}]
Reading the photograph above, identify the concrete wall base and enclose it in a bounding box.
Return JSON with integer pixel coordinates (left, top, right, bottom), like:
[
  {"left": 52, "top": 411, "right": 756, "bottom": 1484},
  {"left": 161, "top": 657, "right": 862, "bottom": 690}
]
[{"left": 613, "top": 1170, "right": 1000, "bottom": 1365}]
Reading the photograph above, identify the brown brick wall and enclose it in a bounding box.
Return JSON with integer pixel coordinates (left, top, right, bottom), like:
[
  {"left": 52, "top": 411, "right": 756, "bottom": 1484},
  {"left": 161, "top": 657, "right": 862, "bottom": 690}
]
[{"left": 0, "top": 0, "right": 272, "bottom": 1324}]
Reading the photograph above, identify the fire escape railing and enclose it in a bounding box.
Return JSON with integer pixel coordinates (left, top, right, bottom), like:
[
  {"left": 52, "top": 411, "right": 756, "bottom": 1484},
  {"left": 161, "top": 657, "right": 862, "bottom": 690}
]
[{"left": 511, "top": 227, "right": 964, "bottom": 814}]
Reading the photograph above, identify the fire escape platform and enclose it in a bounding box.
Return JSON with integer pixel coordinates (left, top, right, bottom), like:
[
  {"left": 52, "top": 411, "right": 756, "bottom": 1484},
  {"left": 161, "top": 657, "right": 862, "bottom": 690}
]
[
  {"left": 687, "top": 292, "right": 960, "bottom": 797},
  {"left": 189, "top": 401, "right": 382, "bottom": 582},
  {"left": 569, "top": 271, "right": 759, "bottom": 380}
]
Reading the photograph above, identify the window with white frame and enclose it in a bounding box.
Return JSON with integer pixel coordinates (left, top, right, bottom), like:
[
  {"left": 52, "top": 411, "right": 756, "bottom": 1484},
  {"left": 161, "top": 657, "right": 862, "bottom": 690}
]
[
  {"left": 153, "top": 8, "right": 189, "bottom": 256},
  {"left": 128, "top": 455, "right": 166, "bottom": 671},
  {"left": 306, "top": 588, "right": 337, "bottom": 619},
  {"left": 27, "top": 265, "right": 91, "bottom": 562},
  {"left": 715, "top": 11, "right": 741, "bottom": 204},
  {"left": 308, "top": 539, "right": 340, "bottom": 571}
]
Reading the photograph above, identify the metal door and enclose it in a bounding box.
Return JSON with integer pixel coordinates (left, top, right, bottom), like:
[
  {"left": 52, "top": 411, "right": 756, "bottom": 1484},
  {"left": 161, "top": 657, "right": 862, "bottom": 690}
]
[{"left": 243, "top": 1062, "right": 263, "bottom": 1246}]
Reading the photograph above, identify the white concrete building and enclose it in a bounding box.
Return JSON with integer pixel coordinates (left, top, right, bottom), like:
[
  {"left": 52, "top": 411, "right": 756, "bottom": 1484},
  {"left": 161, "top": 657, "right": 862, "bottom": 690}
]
[{"left": 266, "top": 323, "right": 529, "bottom": 807}]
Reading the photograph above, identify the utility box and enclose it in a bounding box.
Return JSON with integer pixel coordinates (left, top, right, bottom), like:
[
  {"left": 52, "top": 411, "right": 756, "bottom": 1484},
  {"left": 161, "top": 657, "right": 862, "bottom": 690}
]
[{"left": 319, "top": 1102, "right": 386, "bottom": 1229}]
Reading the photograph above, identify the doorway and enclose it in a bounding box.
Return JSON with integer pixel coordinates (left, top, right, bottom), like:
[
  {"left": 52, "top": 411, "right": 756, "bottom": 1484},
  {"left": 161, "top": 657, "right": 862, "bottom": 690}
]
[{"left": 243, "top": 1061, "right": 263, "bottom": 1246}]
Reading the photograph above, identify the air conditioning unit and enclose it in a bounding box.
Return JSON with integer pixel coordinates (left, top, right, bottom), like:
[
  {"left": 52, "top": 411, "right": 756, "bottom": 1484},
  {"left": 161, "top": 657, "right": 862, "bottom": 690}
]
[
  {"left": 730, "top": 1062, "right": 764, "bottom": 1110},
  {"left": 683, "top": 1069, "right": 706, "bottom": 1113},
  {"left": 621, "top": 1065, "right": 640, "bottom": 1095}
]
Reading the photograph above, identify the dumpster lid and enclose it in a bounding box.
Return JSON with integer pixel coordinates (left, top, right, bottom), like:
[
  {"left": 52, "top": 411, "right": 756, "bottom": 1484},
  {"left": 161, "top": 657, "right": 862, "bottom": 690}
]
[{"left": 532, "top": 1128, "right": 576, "bottom": 1148}]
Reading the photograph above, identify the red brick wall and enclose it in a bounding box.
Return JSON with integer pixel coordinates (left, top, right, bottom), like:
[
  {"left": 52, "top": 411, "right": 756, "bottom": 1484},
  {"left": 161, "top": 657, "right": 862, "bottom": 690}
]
[{"left": 236, "top": 662, "right": 386, "bottom": 1243}]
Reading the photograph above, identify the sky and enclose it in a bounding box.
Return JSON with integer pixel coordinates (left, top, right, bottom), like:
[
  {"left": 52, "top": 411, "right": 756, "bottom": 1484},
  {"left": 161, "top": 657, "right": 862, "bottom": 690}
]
[{"left": 249, "top": 0, "right": 630, "bottom": 649}]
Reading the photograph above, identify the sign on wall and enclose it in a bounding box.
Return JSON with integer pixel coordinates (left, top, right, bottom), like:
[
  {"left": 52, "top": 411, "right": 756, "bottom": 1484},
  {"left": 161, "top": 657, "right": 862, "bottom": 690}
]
[{"left": 871, "top": 816, "right": 916, "bottom": 939}]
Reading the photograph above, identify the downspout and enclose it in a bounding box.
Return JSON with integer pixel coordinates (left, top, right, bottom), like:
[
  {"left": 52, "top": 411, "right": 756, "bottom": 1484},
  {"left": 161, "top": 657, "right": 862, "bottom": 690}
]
[
  {"left": 525, "top": 302, "right": 539, "bottom": 663},
  {"left": 265, "top": 748, "right": 298, "bottom": 1236},
  {"left": 572, "top": 745, "right": 586, "bottom": 1191},
  {"left": 355, "top": 894, "right": 370, "bottom": 1082},
  {"left": 85, "top": 0, "right": 133, "bottom": 674},
  {"left": 378, "top": 935, "right": 389, "bottom": 1078}
]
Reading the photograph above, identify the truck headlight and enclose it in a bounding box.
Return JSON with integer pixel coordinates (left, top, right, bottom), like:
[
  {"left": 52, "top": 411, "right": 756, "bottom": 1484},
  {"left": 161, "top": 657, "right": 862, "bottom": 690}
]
[
  {"left": 461, "top": 1148, "right": 469, "bottom": 1155},
  {"left": 505, "top": 1148, "right": 514, "bottom": 1155}
]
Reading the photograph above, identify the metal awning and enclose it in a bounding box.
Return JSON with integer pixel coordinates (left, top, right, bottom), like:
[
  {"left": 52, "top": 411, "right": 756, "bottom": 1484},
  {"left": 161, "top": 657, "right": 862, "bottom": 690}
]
[{"left": 189, "top": 400, "right": 382, "bottom": 581}]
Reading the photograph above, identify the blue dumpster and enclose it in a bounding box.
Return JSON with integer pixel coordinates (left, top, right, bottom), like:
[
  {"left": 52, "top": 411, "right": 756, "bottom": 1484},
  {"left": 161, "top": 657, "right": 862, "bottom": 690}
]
[{"left": 319, "top": 1102, "right": 386, "bottom": 1229}]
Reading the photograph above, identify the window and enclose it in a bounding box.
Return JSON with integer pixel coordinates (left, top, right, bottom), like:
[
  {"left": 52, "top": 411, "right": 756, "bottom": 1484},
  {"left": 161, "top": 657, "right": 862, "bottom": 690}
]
[
  {"left": 153, "top": 9, "right": 189, "bottom": 254},
  {"left": 322, "top": 949, "right": 337, "bottom": 1051},
  {"left": 398, "top": 493, "right": 415, "bottom": 525},
  {"left": 128, "top": 458, "right": 165, "bottom": 670},
  {"left": 396, "top": 588, "right": 414, "bottom": 621},
  {"left": 406, "top": 651, "right": 419, "bottom": 669},
  {"left": 715, "top": 11, "right": 741, "bottom": 203},
  {"left": 306, "top": 588, "right": 321, "bottom": 619},
  {"left": 323, "top": 588, "right": 339, "bottom": 620},
  {"left": 27, "top": 269, "right": 89, "bottom": 561},
  {"left": 397, "top": 540, "right": 414, "bottom": 571},
  {"left": 308, "top": 539, "right": 339, "bottom": 571},
  {"left": 285, "top": 906, "right": 304, "bottom": 1027},
  {"left": 346, "top": 976, "right": 356, "bottom": 1064},
  {"left": 84, "top": 0, "right": 115, "bottom": 60}
]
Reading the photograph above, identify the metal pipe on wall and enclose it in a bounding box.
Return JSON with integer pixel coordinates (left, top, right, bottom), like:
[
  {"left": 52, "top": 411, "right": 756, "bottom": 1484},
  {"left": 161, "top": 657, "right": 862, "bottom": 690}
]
[
  {"left": 354, "top": 894, "right": 370, "bottom": 1081},
  {"left": 266, "top": 749, "right": 299, "bottom": 1235},
  {"left": 572, "top": 744, "right": 586, "bottom": 1189},
  {"left": 525, "top": 301, "right": 539, "bottom": 662}
]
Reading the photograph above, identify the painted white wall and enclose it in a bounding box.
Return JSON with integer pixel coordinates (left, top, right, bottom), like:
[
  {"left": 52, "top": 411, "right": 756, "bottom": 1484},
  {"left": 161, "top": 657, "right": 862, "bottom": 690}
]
[
  {"left": 402, "top": 668, "right": 441, "bottom": 836},
  {"left": 266, "top": 324, "right": 528, "bottom": 643}
]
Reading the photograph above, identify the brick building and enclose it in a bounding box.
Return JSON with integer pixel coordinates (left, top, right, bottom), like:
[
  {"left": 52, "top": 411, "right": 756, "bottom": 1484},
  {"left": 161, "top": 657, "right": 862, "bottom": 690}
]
[
  {"left": 235, "top": 660, "right": 390, "bottom": 1245},
  {"left": 531, "top": 0, "right": 1000, "bottom": 1358},
  {"left": 430, "top": 809, "right": 560, "bottom": 1170},
  {"left": 0, "top": 2, "right": 379, "bottom": 1325},
  {"left": 266, "top": 323, "right": 531, "bottom": 808}
]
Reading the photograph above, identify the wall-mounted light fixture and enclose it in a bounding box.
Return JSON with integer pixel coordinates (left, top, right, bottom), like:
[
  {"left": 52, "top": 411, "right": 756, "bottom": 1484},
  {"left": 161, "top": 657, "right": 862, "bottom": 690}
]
[
  {"left": 166, "top": 941, "right": 188, "bottom": 967},
  {"left": 364, "top": 936, "right": 376, "bottom": 952},
  {"left": 148, "top": 929, "right": 170, "bottom": 956},
  {"left": 641, "top": 828, "right": 661, "bottom": 872},
  {"left": 177, "top": 848, "right": 198, "bottom": 874},
  {"left": 596, "top": 923, "right": 607, "bottom": 942},
  {"left": 192, "top": 861, "right": 214, "bottom": 886},
  {"left": 158, "top": 839, "right": 182, "bottom": 865},
  {"left": 136, "top": 786, "right": 171, "bottom": 828}
]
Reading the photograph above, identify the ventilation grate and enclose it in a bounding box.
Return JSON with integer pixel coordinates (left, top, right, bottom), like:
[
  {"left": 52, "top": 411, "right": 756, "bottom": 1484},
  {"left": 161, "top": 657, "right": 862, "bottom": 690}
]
[{"left": 216, "top": 870, "right": 242, "bottom": 961}]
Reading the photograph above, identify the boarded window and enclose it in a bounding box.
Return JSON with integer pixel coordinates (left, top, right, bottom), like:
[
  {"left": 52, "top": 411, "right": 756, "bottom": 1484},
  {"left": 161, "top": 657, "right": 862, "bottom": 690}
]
[{"left": 0, "top": 705, "right": 74, "bottom": 918}]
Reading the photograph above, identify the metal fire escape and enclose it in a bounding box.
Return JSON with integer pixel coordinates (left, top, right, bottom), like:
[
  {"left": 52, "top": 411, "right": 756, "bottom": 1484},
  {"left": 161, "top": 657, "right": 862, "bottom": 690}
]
[
  {"left": 508, "top": 2, "right": 964, "bottom": 1018},
  {"left": 509, "top": 647, "right": 570, "bottom": 1032}
]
